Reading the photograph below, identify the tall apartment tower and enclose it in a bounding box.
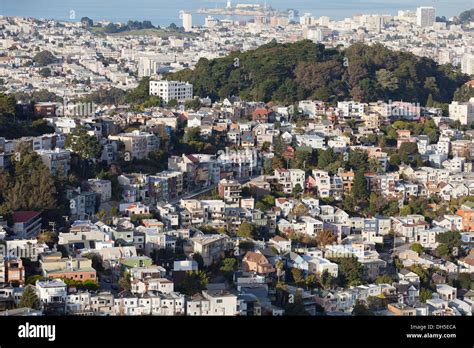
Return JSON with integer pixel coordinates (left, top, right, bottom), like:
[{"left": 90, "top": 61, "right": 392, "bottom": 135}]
[
  {"left": 461, "top": 54, "right": 474, "bottom": 75},
  {"left": 416, "top": 7, "right": 435, "bottom": 27},
  {"left": 183, "top": 12, "right": 193, "bottom": 32}
]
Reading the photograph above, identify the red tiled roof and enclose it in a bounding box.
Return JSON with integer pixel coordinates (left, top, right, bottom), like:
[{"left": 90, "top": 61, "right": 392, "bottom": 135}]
[
  {"left": 244, "top": 251, "right": 268, "bottom": 264},
  {"left": 460, "top": 257, "right": 474, "bottom": 267},
  {"left": 12, "top": 211, "right": 41, "bottom": 223},
  {"left": 186, "top": 154, "right": 199, "bottom": 164},
  {"left": 465, "top": 80, "right": 474, "bottom": 88},
  {"left": 252, "top": 108, "right": 269, "bottom": 115}
]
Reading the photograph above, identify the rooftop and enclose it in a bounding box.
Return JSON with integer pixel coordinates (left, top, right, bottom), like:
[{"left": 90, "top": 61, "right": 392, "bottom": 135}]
[{"left": 12, "top": 211, "right": 41, "bottom": 223}]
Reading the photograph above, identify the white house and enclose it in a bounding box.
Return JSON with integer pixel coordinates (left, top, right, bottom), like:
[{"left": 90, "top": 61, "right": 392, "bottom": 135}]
[
  {"left": 202, "top": 290, "right": 238, "bottom": 316},
  {"left": 149, "top": 80, "right": 193, "bottom": 103},
  {"left": 36, "top": 279, "right": 67, "bottom": 306},
  {"left": 308, "top": 256, "right": 338, "bottom": 277}
]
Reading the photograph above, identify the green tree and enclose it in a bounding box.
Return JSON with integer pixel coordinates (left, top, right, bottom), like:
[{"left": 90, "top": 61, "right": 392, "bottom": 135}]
[
  {"left": 435, "top": 244, "right": 449, "bottom": 258},
  {"left": 0, "top": 149, "right": 57, "bottom": 212},
  {"left": 426, "top": 93, "right": 434, "bottom": 107},
  {"left": 82, "top": 280, "right": 99, "bottom": 291},
  {"left": 97, "top": 208, "right": 107, "bottom": 220},
  {"left": 352, "top": 300, "right": 374, "bottom": 316},
  {"left": 193, "top": 253, "right": 205, "bottom": 269},
  {"left": 347, "top": 150, "right": 368, "bottom": 171},
  {"left": 320, "top": 269, "right": 336, "bottom": 289},
  {"left": 110, "top": 206, "right": 119, "bottom": 217},
  {"left": 389, "top": 153, "right": 401, "bottom": 167},
  {"left": 330, "top": 257, "right": 364, "bottom": 287},
  {"left": 454, "top": 273, "right": 473, "bottom": 290},
  {"left": 352, "top": 169, "right": 368, "bottom": 201},
  {"left": 434, "top": 231, "right": 463, "bottom": 260},
  {"left": 237, "top": 221, "right": 255, "bottom": 238},
  {"left": 284, "top": 290, "right": 309, "bottom": 316},
  {"left": 376, "top": 68, "right": 399, "bottom": 91},
  {"left": 118, "top": 273, "right": 131, "bottom": 291},
  {"left": 367, "top": 192, "right": 386, "bottom": 216},
  {"left": 65, "top": 127, "right": 102, "bottom": 160},
  {"left": 409, "top": 265, "right": 430, "bottom": 285},
  {"left": 179, "top": 271, "right": 209, "bottom": 296},
  {"left": 81, "top": 17, "right": 94, "bottom": 28},
  {"left": 291, "top": 268, "right": 304, "bottom": 285},
  {"left": 292, "top": 183, "right": 303, "bottom": 197},
  {"left": 318, "top": 148, "right": 336, "bottom": 169},
  {"left": 256, "top": 194, "right": 275, "bottom": 210},
  {"left": 19, "top": 285, "right": 41, "bottom": 310},
  {"left": 367, "top": 295, "right": 390, "bottom": 311},
  {"left": 292, "top": 148, "right": 313, "bottom": 169},
  {"left": 26, "top": 275, "right": 46, "bottom": 285},
  {"left": 142, "top": 95, "right": 162, "bottom": 108},
  {"left": 305, "top": 274, "right": 318, "bottom": 289},
  {"left": 458, "top": 8, "right": 474, "bottom": 23},
  {"left": 167, "top": 99, "right": 179, "bottom": 108},
  {"left": 375, "top": 274, "right": 393, "bottom": 285},
  {"left": 220, "top": 258, "right": 237, "bottom": 273},
  {"left": 168, "top": 41, "right": 469, "bottom": 104},
  {"left": 399, "top": 205, "right": 412, "bottom": 216},
  {"left": 410, "top": 243, "right": 424, "bottom": 255},
  {"left": 83, "top": 252, "right": 104, "bottom": 272},
  {"left": 185, "top": 98, "right": 202, "bottom": 110},
  {"left": 394, "top": 257, "right": 404, "bottom": 270},
  {"left": 33, "top": 50, "right": 56, "bottom": 66},
  {"left": 399, "top": 142, "right": 420, "bottom": 165},
  {"left": 124, "top": 77, "right": 151, "bottom": 105},
  {"left": 220, "top": 258, "right": 237, "bottom": 281},
  {"left": 0, "top": 93, "right": 16, "bottom": 116},
  {"left": 419, "top": 288, "right": 432, "bottom": 303},
  {"left": 291, "top": 203, "right": 308, "bottom": 218},
  {"left": 39, "top": 67, "right": 51, "bottom": 77}
]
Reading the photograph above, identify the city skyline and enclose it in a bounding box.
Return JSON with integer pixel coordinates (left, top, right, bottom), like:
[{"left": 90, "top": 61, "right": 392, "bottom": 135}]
[
  {"left": 0, "top": 1, "right": 473, "bottom": 345},
  {"left": 0, "top": 0, "right": 470, "bottom": 26}
]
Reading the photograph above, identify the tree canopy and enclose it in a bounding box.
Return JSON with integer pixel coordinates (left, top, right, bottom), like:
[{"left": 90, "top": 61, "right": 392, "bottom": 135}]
[
  {"left": 33, "top": 50, "right": 57, "bottom": 66},
  {"left": 19, "top": 285, "right": 41, "bottom": 310},
  {"left": 0, "top": 148, "right": 57, "bottom": 214},
  {"left": 65, "top": 127, "right": 102, "bottom": 160},
  {"left": 168, "top": 40, "right": 469, "bottom": 104}
]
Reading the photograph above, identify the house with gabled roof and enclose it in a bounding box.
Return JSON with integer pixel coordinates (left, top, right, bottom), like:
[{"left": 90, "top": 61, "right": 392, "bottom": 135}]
[{"left": 242, "top": 251, "right": 275, "bottom": 275}]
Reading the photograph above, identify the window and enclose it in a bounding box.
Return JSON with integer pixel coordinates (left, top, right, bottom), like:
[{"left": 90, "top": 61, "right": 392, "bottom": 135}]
[{"left": 216, "top": 299, "right": 223, "bottom": 304}]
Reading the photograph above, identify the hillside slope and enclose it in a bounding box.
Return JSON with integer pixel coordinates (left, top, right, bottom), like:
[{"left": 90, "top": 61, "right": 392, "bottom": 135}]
[{"left": 167, "top": 40, "right": 469, "bottom": 105}]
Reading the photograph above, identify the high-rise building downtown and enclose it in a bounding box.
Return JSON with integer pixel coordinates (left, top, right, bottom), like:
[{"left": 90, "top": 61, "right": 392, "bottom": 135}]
[
  {"left": 416, "top": 6, "right": 436, "bottom": 27},
  {"left": 182, "top": 12, "right": 192, "bottom": 32}
]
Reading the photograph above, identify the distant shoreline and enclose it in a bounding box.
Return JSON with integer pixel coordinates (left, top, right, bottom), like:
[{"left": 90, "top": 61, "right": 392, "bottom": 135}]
[{"left": 0, "top": 0, "right": 468, "bottom": 27}]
